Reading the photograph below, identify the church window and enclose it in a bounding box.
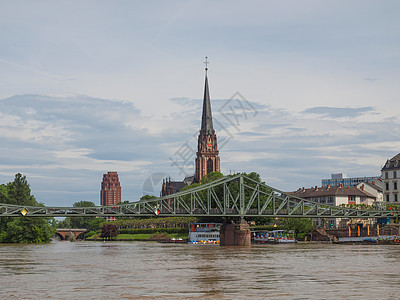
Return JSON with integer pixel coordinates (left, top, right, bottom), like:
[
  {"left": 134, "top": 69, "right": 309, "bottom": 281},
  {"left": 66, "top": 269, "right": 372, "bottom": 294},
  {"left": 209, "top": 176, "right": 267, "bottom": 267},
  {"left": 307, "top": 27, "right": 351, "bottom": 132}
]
[{"left": 207, "top": 158, "right": 213, "bottom": 174}]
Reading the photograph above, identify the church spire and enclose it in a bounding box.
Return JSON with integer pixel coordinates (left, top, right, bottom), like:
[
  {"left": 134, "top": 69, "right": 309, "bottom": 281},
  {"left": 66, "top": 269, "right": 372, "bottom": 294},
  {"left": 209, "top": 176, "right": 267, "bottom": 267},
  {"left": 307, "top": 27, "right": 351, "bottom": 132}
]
[
  {"left": 201, "top": 57, "right": 214, "bottom": 133},
  {"left": 195, "top": 57, "right": 220, "bottom": 183}
]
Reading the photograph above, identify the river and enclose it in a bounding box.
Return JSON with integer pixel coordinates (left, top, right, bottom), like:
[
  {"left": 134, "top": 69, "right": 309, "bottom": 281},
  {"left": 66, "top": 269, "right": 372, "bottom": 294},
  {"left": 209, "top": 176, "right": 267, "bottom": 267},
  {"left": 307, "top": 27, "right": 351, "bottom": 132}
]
[{"left": 0, "top": 241, "right": 399, "bottom": 299}]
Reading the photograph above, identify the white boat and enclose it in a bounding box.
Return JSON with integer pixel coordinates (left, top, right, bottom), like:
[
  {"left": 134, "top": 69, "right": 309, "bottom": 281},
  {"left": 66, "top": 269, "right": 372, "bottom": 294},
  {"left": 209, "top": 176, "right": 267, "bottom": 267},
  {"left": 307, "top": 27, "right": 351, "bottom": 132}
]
[
  {"left": 188, "top": 223, "right": 221, "bottom": 244},
  {"left": 253, "top": 230, "right": 296, "bottom": 244}
]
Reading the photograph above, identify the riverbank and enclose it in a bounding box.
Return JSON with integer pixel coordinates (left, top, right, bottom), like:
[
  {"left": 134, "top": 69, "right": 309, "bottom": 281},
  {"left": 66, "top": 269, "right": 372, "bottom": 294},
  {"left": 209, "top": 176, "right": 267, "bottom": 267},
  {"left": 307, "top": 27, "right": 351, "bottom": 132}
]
[{"left": 86, "top": 232, "right": 188, "bottom": 242}]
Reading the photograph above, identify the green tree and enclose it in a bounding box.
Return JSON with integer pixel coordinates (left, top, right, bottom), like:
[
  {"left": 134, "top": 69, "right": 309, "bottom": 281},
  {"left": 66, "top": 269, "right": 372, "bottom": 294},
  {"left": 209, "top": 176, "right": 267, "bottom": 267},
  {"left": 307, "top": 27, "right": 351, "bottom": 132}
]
[
  {"left": 140, "top": 195, "right": 157, "bottom": 200},
  {"left": 0, "top": 173, "right": 56, "bottom": 243},
  {"left": 62, "top": 201, "right": 96, "bottom": 229},
  {"left": 282, "top": 218, "right": 315, "bottom": 240}
]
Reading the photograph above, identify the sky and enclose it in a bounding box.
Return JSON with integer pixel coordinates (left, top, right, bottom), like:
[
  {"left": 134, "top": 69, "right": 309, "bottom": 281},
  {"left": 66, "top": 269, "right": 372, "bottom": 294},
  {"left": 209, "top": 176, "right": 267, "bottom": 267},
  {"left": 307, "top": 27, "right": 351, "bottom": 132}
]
[{"left": 1, "top": 1, "right": 400, "bottom": 206}]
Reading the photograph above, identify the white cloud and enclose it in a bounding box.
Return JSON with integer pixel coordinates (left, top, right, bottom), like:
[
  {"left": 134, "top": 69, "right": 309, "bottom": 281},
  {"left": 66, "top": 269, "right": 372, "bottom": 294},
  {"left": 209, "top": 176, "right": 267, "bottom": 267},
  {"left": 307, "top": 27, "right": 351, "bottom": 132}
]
[{"left": 1, "top": 1, "right": 399, "bottom": 204}]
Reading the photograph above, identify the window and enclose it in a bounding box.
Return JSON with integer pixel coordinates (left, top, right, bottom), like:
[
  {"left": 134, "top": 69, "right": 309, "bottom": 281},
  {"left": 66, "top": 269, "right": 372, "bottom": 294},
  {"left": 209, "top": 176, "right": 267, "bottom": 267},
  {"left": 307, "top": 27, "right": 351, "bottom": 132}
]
[
  {"left": 395, "top": 182, "right": 398, "bottom": 190},
  {"left": 207, "top": 158, "right": 213, "bottom": 174},
  {"left": 386, "top": 194, "right": 390, "bottom": 202},
  {"left": 386, "top": 182, "right": 389, "bottom": 191},
  {"left": 394, "top": 171, "right": 397, "bottom": 179},
  {"left": 348, "top": 195, "right": 356, "bottom": 204},
  {"left": 385, "top": 172, "right": 389, "bottom": 179},
  {"left": 395, "top": 194, "right": 398, "bottom": 202}
]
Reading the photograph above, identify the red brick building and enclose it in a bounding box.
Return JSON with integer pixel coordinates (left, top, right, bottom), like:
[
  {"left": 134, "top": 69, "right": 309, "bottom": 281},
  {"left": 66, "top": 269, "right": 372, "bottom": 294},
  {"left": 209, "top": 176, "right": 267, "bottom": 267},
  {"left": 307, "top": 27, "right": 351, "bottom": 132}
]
[
  {"left": 100, "top": 171, "right": 121, "bottom": 206},
  {"left": 194, "top": 68, "right": 220, "bottom": 182},
  {"left": 161, "top": 64, "right": 220, "bottom": 196}
]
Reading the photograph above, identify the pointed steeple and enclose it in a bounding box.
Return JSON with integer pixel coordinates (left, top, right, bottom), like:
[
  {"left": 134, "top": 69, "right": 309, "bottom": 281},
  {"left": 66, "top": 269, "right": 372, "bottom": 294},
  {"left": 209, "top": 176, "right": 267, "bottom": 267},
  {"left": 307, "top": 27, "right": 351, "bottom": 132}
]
[
  {"left": 195, "top": 57, "right": 220, "bottom": 183},
  {"left": 201, "top": 58, "right": 214, "bottom": 134}
]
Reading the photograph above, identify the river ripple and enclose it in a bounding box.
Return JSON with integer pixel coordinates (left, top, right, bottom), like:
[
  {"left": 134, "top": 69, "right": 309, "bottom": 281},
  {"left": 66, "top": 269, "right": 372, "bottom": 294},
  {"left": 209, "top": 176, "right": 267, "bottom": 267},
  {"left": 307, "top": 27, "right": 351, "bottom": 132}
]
[{"left": 0, "top": 241, "right": 399, "bottom": 299}]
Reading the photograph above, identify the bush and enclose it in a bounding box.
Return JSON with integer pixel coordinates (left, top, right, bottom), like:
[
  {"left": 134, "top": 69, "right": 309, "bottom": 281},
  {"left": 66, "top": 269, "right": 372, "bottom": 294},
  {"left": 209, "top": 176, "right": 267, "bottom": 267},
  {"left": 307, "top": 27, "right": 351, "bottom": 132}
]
[
  {"left": 118, "top": 227, "right": 187, "bottom": 235},
  {"left": 150, "top": 232, "right": 170, "bottom": 240}
]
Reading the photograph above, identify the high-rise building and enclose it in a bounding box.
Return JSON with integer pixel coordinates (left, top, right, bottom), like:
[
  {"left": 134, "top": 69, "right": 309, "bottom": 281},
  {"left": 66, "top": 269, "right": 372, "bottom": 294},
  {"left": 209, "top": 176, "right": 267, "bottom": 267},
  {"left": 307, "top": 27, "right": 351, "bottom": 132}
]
[{"left": 100, "top": 171, "right": 121, "bottom": 206}]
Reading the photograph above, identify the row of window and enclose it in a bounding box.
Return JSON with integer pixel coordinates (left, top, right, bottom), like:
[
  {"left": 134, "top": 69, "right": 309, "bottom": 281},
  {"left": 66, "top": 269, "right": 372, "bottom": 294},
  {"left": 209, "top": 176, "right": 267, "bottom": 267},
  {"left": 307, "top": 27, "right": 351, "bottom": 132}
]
[
  {"left": 385, "top": 171, "right": 398, "bottom": 179},
  {"left": 195, "top": 234, "right": 220, "bottom": 238},
  {"left": 386, "top": 194, "right": 399, "bottom": 202},
  {"left": 385, "top": 181, "right": 398, "bottom": 190},
  {"left": 312, "top": 197, "right": 335, "bottom": 204}
]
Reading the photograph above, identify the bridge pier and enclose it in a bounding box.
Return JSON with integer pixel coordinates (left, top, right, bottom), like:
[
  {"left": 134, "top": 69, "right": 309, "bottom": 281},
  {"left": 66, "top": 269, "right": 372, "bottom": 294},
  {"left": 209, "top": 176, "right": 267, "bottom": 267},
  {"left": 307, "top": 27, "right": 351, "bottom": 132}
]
[{"left": 220, "top": 219, "right": 251, "bottom": 246}]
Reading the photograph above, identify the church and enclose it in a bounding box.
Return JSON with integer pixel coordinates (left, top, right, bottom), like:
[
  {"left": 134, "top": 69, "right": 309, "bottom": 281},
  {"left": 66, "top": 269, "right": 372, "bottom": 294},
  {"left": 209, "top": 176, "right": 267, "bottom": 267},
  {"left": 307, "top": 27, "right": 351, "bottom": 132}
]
[{"left": 161, "top": 63, "right": 220, "bottom": 196}]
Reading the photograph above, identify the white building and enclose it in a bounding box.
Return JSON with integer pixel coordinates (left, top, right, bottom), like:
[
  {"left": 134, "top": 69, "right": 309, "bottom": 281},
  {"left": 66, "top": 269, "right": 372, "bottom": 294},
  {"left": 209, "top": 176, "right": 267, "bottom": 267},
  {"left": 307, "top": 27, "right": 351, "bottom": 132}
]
[
  {"left": 357, "top": 181, "right": 383, "bottom": 204},
  {"left": 290, "top": 185, "right": 376, "bottom": 228},
  {"left": 381, "top": 153, "right": 400, "bottom": 203}
]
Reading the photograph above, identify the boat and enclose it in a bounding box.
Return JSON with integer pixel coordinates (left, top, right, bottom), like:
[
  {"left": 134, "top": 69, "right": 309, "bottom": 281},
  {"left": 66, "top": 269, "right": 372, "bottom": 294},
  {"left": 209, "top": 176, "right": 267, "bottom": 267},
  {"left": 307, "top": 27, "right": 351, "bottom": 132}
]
[
  {"left": 188, "top": 223, "right": 221, "bottom": 244},
  {"left": 158, "top": 238, "right": 187, "bottom": 244},
  {"left": 253, "top": 230, "right": 296, "bottom": 244}
]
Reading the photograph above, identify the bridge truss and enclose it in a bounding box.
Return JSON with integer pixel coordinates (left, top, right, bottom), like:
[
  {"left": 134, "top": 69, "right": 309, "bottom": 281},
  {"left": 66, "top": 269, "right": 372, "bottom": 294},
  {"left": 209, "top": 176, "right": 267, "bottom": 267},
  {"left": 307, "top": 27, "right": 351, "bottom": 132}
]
[{"left": 0, "top": 174, "right": 397, "bottom": 219}]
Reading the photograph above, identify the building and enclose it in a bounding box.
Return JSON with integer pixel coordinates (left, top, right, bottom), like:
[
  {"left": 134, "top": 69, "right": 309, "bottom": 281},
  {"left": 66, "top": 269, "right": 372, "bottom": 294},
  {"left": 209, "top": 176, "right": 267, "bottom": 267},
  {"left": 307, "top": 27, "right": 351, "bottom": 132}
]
[
  {"left": 161, "top": 176, "right": 194, "bottom": 197},
  {"left": 381, "top": 153, "right": 400, "bottom": 203},
  {"left": 194, "top": 68, "right": 220, "bottom": 182},
  {"left": 289, "top": 185, "right": 376, "bottom": 228},
  {"left": 357, "top": 181, "right": 383, "bottom": 203},
  {"left": 322, "top": 173, "right": 381, "bottom": 188},
  {"left": 161, "top": 63, "right": 220, "bottom": 196},
  {"left": 100, "top": 171, "right": 121, "bottom": 206}
]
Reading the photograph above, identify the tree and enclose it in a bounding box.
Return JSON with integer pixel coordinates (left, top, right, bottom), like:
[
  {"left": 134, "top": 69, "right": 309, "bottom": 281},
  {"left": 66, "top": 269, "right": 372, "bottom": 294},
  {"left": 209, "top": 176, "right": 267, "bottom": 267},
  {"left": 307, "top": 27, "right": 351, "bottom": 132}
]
[
  {"left": 61, "top": 201, "right": 96, "bottom": 229},
  {"left": 200, "top": 171, "right": 224, "bottom": 184},
  {"left": 140, "top": 195, "right": 157, "bottom": 201},
  {"left": 100, "top": 223, "right": 118, "bottom": 240},
  {"left": 282, "top": 218, "right": 315, "bottom": 240},
  {"left": 0, "top": 174, "right": 56, "bottom": 243}
]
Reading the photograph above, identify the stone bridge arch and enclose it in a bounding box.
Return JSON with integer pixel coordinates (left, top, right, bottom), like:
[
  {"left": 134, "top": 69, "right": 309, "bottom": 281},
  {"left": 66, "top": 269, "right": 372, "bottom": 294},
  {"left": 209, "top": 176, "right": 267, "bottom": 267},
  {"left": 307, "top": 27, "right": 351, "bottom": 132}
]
[{"left": 56, "top": 228, "right": 87, "bottom": 240}]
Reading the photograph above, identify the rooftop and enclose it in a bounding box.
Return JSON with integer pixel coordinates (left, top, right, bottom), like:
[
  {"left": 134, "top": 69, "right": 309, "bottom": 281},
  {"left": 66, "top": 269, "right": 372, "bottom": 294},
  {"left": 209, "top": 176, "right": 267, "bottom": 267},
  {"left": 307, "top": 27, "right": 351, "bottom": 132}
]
[{"left": 289, "top": 185, "right": 376, "bottom": 199}]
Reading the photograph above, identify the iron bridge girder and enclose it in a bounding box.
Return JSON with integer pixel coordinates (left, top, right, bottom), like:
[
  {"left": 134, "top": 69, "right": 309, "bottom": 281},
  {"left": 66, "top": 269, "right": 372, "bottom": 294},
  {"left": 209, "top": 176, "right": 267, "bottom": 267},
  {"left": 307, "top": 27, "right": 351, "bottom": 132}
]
[{"left": 0, "top": 174, "right": 397, "bottom": 219}]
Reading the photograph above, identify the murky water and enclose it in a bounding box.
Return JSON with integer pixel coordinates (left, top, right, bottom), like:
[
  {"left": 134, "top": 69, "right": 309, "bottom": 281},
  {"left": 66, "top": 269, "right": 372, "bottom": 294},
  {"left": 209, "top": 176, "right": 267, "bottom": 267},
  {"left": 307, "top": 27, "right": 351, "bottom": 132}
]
[{"left": 0, "top": 241, "right": 399, "bottom": 299}]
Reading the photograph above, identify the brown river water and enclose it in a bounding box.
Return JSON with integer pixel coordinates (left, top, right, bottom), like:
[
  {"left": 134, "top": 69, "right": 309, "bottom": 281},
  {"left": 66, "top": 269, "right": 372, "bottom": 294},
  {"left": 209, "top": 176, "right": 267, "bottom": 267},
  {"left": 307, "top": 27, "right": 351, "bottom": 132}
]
[{"left": 0, "top": 241, "right": 399, "bottom": 299}]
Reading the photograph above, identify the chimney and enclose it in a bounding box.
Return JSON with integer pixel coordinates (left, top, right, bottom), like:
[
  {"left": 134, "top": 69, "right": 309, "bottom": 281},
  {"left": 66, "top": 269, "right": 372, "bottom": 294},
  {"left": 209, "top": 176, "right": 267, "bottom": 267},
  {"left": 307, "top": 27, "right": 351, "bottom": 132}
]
[
  {"left": 372, "top": 181, "right": 375, "bottom": 185},
  {"left": 339, "top": 183, "right": 343, "bottom": 188},
  {"left": 360, "top": 185, "right": 364, "bottom": 191},
  {"left": 327, "top": 184, "right": 330, "bottom": 189},
  {"left": 302, "top": 187, "right": 305, "bottom": 191}
]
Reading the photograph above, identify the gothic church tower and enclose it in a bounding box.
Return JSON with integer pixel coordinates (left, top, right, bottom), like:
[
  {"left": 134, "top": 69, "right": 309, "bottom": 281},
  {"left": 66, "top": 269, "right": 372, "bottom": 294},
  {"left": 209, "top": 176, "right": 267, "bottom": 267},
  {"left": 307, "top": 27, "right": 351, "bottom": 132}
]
[{"left": 195, "top": 63, "right": 220, "bottom": 182}]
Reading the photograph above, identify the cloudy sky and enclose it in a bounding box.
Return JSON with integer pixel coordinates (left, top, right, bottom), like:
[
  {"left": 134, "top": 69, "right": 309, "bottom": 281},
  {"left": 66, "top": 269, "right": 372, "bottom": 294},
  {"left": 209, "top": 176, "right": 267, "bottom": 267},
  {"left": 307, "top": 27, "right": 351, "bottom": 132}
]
[{"left": 1, "top": 1, "right": 400, "bottom": 206}]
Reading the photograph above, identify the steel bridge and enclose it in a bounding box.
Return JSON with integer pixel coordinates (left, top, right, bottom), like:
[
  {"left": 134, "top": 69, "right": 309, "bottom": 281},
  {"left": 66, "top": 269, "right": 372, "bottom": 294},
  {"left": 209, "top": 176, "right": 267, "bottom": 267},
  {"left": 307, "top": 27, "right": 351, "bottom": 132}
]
[{"left": 0, "top": 174, "right": 397, "bottom": 219}]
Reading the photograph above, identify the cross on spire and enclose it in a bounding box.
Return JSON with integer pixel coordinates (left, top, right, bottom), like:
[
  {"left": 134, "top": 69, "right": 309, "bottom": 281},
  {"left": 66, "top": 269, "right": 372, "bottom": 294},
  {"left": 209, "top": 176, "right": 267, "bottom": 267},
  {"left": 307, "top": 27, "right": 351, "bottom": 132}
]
[{"left": 203, "top": 56, "right": 209, "bottom": 72}]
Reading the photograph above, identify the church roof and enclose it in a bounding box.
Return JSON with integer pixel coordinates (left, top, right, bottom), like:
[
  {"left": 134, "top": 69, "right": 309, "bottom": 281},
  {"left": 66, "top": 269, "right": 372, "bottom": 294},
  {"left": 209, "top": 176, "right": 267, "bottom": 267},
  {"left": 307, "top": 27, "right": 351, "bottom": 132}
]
[
  {"left": 382, "top": 153, "right": 400, "bottom": 170},
  {"left": 201, "top": 74, "right": 214, "bottom": 134}
]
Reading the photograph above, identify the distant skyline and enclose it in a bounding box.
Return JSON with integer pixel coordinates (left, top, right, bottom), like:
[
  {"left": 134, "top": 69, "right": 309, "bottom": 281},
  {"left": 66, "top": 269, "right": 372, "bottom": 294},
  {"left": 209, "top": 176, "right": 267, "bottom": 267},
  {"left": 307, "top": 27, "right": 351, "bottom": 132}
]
[{"left": 1, "top": 1, "right": 400, "bottom": 206}]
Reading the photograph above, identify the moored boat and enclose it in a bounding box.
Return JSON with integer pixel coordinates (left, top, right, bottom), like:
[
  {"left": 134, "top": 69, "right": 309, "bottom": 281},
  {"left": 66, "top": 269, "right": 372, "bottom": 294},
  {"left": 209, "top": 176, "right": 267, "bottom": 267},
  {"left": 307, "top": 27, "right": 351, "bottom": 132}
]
[
  {"left": 188, "top": 223, "right": 221, "bottom": 244},
  {"left": 253, "top": 230, "right": 296, "bottom": 244}
]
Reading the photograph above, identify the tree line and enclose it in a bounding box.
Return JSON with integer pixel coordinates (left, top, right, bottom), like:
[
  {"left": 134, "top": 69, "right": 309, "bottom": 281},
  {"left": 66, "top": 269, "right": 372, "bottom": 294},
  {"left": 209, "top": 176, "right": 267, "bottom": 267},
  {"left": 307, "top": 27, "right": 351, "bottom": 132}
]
[{"left": 0, "top": 174, "right": 56, "bottom": 243}]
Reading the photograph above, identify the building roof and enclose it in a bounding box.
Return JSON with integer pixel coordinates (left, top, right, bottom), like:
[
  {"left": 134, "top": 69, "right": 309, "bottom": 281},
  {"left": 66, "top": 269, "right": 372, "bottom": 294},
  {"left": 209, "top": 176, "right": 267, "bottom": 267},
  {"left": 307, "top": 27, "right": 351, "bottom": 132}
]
[
  {"left": 382, "top": 153, "right": 400, "bottom": 171},
  {"left": 358, "top": 181, "right": 383, "bottom": 192},
  {"left": 200, "top": 74, "right": 214, "bottom": 134},
  {"left": 168, "top": 181, "right": 187, "bottom": 194},
  {"left": 289, "top": 186, "right": 376, "bottom": 199},
  {"left": 184, "top": 175, "right": 195, "bottom": 185}
]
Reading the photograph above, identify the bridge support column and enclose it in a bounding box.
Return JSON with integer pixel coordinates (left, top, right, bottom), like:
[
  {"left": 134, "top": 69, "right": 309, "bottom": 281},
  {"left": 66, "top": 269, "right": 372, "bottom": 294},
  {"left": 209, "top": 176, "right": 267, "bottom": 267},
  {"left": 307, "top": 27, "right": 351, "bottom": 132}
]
[{"left": 220, "top": 219, "right": 251, "bottom": 247}]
